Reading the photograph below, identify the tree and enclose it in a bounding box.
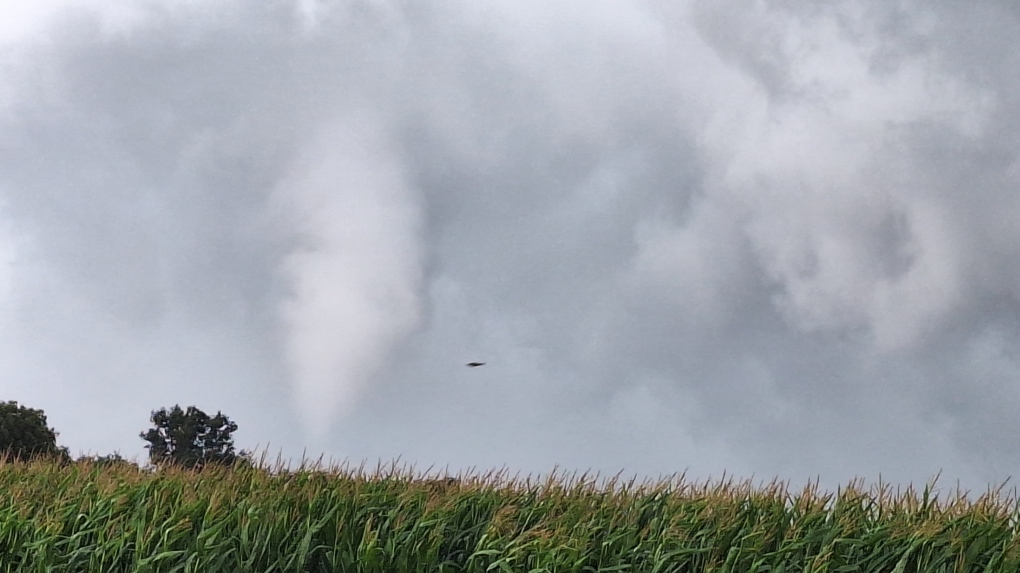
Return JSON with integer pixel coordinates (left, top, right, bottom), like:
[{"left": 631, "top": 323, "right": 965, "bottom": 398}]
[
  {"left": 76, "top": 451, "right": 137, "bottom": 470},
  {"left": 140, "top": 405, "right": 239, "bottom": 469},
  {"left": 0, "top": 400, "right": 68, "bottom": 461}
]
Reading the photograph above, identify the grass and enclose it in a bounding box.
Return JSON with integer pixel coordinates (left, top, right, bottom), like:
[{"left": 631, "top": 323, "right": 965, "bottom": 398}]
[{"left": 0, "top": 456, "right": 1018, "bottom": 572}]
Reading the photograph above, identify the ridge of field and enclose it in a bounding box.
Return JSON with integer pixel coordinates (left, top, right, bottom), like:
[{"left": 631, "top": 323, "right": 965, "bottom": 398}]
[{"left": 2, "top": 457, "right": 1019, "bottom": 572}]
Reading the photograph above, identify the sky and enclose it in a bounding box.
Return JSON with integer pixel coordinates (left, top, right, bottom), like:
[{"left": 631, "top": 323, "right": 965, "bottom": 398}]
[{"left": 1, "top": 0, "right": 1019, "bottom": 493}]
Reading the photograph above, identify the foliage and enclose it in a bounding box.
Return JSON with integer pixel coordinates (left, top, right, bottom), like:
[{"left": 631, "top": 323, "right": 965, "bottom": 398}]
[
  {"left": 140, "top": 405, "right": 238, "bottom": 469},
  {"left": 75, "top": 451, "right": 137, "bottom": 469},
  {"left": 0, "top": 401, "right": 67, "bottom": 461},
  {"left": 0, "top": 459, "right": 1019, "bottom": 572}
]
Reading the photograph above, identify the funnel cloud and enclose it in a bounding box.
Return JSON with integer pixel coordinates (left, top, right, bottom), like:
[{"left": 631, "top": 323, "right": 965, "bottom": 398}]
[{"left": 277, "top": 115, "right": 422, "bottom": 436}]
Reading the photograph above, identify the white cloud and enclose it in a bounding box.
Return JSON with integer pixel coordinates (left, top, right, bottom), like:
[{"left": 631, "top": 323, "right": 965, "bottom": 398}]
[{"left": 0, "top": 0, "right": 1018, "bottom": 490}]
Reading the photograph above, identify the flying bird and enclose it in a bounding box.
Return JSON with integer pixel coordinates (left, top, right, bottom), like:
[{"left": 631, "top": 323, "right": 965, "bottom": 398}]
[{"left": 466, "top": 362, "right": 486, "bottom": 367}]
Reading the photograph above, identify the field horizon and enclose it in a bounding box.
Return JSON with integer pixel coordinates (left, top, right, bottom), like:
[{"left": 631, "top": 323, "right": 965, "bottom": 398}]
[{"left": 2, "top": 455, "right": 1019, "bottom": 571}]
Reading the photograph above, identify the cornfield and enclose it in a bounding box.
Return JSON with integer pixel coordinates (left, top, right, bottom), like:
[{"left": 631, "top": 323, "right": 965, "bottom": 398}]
[{"left": 1, "top": 456, "right": 1019, "bottom": 572}]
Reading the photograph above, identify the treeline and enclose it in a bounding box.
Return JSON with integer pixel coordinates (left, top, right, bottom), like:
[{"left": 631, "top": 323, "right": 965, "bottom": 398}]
[{"left": 0, "top": 400, "right": 244, "bottom": 469}]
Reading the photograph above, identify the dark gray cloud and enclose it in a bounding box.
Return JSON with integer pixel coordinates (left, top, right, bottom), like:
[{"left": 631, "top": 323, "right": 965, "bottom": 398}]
[{"left": 0, "top": 0, "right": 1017, "bottom": 492}]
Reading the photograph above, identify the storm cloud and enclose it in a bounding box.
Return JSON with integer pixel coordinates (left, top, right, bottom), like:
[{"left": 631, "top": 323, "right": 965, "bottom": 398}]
[{"left": 1, "top": 0, "right": 1019, "bottom": 492}]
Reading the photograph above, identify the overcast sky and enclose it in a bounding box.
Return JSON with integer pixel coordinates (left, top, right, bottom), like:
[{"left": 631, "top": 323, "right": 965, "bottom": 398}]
[{"left": 1, "top": 0, "right": 1019, "bottom": 492}]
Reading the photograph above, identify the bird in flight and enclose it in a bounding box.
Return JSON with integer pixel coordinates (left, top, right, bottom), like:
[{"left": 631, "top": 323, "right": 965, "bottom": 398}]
[{"left": 466, "top": 362, "right": 486, "bottom": 367}]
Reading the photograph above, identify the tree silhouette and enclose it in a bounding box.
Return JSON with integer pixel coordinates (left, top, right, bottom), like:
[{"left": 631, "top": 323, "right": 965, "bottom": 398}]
[
  {"left": 76, "top": 451, "right": 136, "bottom": 469},
  {"left": 140, "top": 405, "right": 238, "bottom": 469},
  {"left": 0, "top": 400, "right": 68, "bottom": 461}
]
